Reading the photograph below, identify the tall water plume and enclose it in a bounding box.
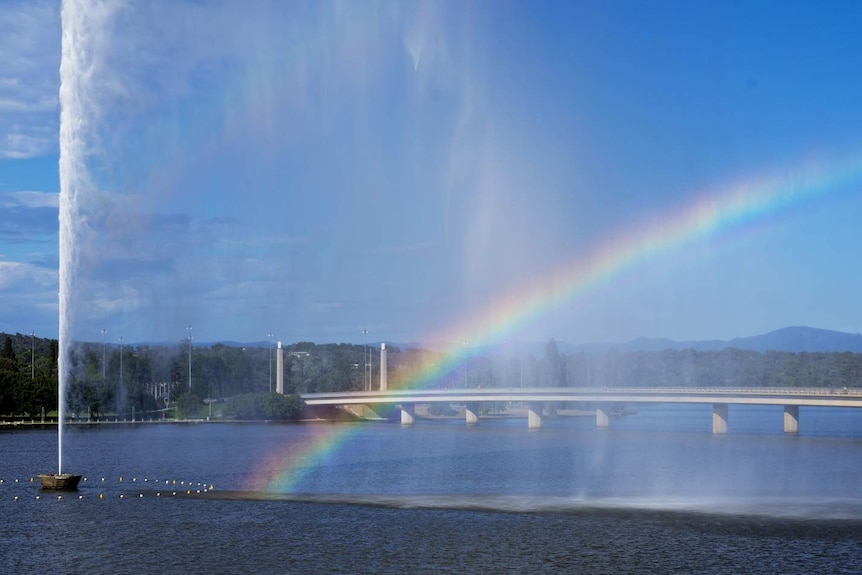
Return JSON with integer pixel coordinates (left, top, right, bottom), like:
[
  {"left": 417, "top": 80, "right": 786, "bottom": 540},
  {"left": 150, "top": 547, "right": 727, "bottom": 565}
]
[{"left": 58, "top": 0, "right": 109, "bottom": 473}]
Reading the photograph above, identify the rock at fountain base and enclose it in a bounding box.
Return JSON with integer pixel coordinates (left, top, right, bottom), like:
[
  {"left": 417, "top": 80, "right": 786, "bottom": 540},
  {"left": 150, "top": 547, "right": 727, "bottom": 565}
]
[{"left": 38, "top": 473, "right": 82, "bottom": 490}]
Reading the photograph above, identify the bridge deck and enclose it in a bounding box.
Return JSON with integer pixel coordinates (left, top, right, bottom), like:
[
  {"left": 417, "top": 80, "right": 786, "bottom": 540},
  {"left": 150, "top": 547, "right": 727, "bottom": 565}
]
[{"left": 302, "top": 387, "right": 862, "bottom": 408}]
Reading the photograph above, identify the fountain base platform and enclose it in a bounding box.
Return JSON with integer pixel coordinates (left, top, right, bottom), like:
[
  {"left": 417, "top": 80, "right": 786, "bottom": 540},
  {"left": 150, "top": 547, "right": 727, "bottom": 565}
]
[{"left": 38, "top": 473, "right": 82, "bottom": 490}]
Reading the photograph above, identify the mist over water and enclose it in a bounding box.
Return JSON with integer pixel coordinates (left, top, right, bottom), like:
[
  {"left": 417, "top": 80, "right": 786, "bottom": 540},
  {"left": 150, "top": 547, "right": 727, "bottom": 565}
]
[
  {"left": 49, "top": 0, "right": 627, "bottom": 349},
  {"left": 32, "top": 2, "right": 862, "bottom": 571},
  {"left": 3, "top": 410, "right": 862, "bottom": 574}
]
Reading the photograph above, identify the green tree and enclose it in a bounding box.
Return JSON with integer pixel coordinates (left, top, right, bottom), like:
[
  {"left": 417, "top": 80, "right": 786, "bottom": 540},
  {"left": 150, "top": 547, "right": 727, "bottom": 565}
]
[
  {"left": 177, "top": 392, "right": 203, "bottom": 419},
  {"left": 223, "top": 392, "right": 302, "bottom": 420},
  {"left": 258, "top": 392, "right": 302, "bottom": 420},
  {"left": 544, "top": 338, "right": 566, "bottom": 387}
]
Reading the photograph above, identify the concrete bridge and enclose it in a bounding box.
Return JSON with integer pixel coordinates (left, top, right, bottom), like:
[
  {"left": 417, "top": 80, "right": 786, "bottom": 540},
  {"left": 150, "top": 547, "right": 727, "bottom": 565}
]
[{"left": 301, "top": 387, "right": 862, "bottom": 434}]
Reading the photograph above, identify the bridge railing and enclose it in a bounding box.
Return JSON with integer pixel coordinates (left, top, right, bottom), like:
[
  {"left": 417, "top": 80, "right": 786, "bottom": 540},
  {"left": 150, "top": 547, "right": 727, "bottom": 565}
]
[{"left": 304, "top": 386, "right": 862, "bottom": 398}]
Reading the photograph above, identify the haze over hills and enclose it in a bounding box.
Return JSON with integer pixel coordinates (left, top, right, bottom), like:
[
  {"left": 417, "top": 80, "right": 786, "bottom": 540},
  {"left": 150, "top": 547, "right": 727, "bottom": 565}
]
[
  {"left": 567, "top": 326, "right": 862, "bottom": 354},
  {"left": 27, "top": 326, "right": 859, "bottom": 355},
  {"left": 410, "top": 326, "right": 862, "bottom": 356},
  {"left": 208, "top": 326, "right": 862, "bottom": 355}
]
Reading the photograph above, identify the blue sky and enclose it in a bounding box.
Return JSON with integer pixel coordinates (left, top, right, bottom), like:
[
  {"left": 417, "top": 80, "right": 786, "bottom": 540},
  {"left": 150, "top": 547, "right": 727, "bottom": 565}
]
[{"left": 2, "top": 0, "right": 862, "bottom": 346}]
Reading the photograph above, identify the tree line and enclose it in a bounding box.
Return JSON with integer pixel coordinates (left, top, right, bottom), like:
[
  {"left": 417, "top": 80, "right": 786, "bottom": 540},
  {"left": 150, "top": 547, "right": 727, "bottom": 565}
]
[{"left": 2, "top": 333, "right": 861, "bottom": 421}]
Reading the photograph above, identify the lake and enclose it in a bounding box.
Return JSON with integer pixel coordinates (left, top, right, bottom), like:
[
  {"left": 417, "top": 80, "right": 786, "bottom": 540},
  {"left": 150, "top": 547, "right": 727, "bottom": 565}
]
[{"left": 2, "top": 403, "right": 861, "bottom": 574}]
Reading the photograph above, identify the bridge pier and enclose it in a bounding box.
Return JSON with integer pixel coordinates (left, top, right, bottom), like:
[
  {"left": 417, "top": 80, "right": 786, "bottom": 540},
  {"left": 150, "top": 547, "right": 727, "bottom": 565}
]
[
  {"left": 784, "top": 405, "right": 799, "bottom": 433},
  {"left": 712, "top": 403, "right": 728, "bottom": 434},
  {"left": 465, "top": 402, "right": 480, "bottom": 425},
  {"left": 527, "top": 402, "right": 543, "bottom": 429},
  {"left": 596, "top": 404, "right": 610, "bottom": 428},
  {"left": 400, "top": 403, "right": 415, "bottom": 425}
]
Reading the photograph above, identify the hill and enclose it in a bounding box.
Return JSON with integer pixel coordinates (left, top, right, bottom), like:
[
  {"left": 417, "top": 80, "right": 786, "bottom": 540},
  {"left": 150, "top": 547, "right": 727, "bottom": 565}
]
[{"left": 568, "top": 326, "right": 862, "bottom": 354}]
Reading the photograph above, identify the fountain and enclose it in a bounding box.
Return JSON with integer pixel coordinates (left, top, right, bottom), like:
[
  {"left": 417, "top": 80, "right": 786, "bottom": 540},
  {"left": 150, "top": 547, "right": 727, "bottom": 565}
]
[
  {"left": 40, "top": 0, "right": 87, "bottom": 490},
  {"left": 37, "top": 473, "right": 82, "bottom": 490}
]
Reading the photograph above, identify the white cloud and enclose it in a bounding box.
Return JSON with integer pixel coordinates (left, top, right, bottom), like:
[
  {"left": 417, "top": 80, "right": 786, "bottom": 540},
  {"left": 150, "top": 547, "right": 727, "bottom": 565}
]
[
  {"left": 0, "top": 190, "right": 59, "bottom": 208},
  {"left": 0, "top": 260, "right": 56, "bottom": 290},
  {"left": 0, "top": 1, "right": 60, "bottom": 159}
]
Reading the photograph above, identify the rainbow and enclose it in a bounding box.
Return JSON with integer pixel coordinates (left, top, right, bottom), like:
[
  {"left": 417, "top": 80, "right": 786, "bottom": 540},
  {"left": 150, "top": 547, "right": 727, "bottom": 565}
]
[
  {"left": 245, "top": 425, "right": 347, "bottom": 492},
  {"left": 250, "top": 152, "right": 862, "bottom": 492}
]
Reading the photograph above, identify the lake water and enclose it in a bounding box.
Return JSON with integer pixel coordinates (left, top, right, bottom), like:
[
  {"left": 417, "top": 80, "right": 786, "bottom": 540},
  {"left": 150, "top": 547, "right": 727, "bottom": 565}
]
[{"left": 2, "top": 404, "right": 861, "bottom": 574}]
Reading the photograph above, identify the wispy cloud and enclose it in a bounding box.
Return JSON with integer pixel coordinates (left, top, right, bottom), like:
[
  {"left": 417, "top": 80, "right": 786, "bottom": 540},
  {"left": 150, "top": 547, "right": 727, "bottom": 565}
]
[
  {"left": 0, "top": 190, "right": 58, "bottom": 242},
  {"left": 0, "top": 190, "right": 59, "bottom": 208},
  {"left": 0, "top": 260, "right": 55, "bottom": 290},
  {"left": 0, "top": 1, "right": 60, "bottom": 159}
]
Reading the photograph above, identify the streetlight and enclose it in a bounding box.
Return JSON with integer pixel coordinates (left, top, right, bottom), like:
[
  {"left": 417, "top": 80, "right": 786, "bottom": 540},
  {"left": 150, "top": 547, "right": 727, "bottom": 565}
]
[
  {"left": 186, "top": 324, "right": 193, "bottom": 392},
  {"left": 101, "top": 328, "right": 108, "bottom": 379},
  {"left": 363, "top": 328, "right": 368, "bottom": 391},
  {"left": 30, "top": 331, "right": 35, "bottom": 380},
  {"left": 119, "top": 336, "right": 124, "bottom": 386},
  {"left": 268, "top": 332, "right": 274, "bottom": 393}
]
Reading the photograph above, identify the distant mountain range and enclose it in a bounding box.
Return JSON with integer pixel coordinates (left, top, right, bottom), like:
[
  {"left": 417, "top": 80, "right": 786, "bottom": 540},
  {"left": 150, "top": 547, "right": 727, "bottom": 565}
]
[
  {"left": 98, "top": 326, "right": 862, "bottom": 355},
  {"left": 566, "top": 326, "right": 862, "bottom": 354}
]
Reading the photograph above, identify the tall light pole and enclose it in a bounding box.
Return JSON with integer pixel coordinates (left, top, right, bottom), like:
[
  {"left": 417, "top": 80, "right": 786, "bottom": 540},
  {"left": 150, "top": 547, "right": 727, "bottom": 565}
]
[
  {"left": 30, "top": 331, "right": 35, "bottom": 380},
  {"left": 119, "top": 336, "right": 124, "bottom": 386},
  {"left": 363, "top": 328, "right": 368, "bottom": 391},
  {"left": 268, "top": 332, "right": 273, "bottom": 393},
  {"left": 186, "top": 324, "right": 193, "bottom": 392},
  {"left": 101, "top": 328, "right": 108, "bottom": 378}
]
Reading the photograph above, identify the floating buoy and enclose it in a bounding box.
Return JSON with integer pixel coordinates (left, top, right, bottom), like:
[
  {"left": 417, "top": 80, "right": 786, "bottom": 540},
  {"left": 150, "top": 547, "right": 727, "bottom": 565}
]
[
  {"left": 34, "top": 495, "right": 39, "bottom": 500},
  {"left": 119, "top": 476, "right": 123, "bottom": 483},
  {"left": 132, "top": 478, "right": 137, "bottom": 482},
  {"left": 186, "top": 490, "right": 191, "bottom": 495},
  {"left": 57, "top": 495, "right": 62, "bottom": 501},
  {"left": 156, "top": 492, "right": 161, "bottom": 497},
  {"left": 119, "top": 494, "right": 124, "bottom": 499},
  {"left": 139, "top": 493, "right": 143, "bottom": 498},
  {"left": 14, "top": 496, "right": 18, "bottom": 501},
  {"left": 172, "top": 480, "right": 176, "bottom": 485},
  {"left": 99, "top": 493, "right": 104, "bottom": 500},
  {"left": 78, "top": 495, "right": 83, "bottom": 500},
  {"left": 171, "top": 491, "right": 176, "bottom": 496},
  {"left": 30, "top": 477, "right": 34, "bottom": 482}
]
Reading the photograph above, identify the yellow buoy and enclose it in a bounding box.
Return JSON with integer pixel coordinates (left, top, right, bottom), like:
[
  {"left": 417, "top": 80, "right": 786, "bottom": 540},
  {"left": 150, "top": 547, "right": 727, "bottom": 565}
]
[{"left": 99, "top": 493, "right": 104, "bottom": 500}]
